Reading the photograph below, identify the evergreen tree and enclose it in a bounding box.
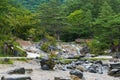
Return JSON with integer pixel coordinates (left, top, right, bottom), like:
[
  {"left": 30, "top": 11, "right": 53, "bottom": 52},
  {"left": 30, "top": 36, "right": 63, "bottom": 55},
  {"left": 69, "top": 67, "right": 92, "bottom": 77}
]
[
  {"left": 38, "top": 0, "right": 66, "bottom": 40},
  {"left": 99, "top": 1, "right": 114, "bottom": 18}
]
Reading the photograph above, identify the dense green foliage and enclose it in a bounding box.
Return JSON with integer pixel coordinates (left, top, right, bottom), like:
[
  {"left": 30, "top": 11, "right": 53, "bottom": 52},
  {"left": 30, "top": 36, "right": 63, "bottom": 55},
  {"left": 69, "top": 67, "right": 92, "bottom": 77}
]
[{"left": 1, "top": 0, "right": 120, "bottom": 55}]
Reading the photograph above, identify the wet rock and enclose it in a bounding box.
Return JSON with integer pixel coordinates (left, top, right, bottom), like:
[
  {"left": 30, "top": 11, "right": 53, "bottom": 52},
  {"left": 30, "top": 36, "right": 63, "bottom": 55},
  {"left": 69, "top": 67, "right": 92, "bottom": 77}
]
[
  {"left": 70, "top": 70, "right": 83, "bottom": 79},
  {"left": 66, "top": 64, "right": 76, "bottom": 69},
  {"left": 8, "top": 67, "right": 25, "bottom": 74},
  {"left": 88, "top": 67, "right": 97, "bottom": 73},
  {"left": 108, "top": 68, "right": 120, "bottom": 77},
  {"left": 75, "top": 61, "right": 84, "bottom": 65},
  {"left": 88, "top": 63, "right": 103, "bottom": 74},
  {"left": 102, "top": 66, "right": 109, "bottom": 74},
  {"left": 1, "top": 75, "right": 31, "bottom": 80},
  {"left": 94, "top": 60, "right": 103, "bottom": 65},
  {"left": 82, "top": 63, "right": 92, "bottom": 70}
]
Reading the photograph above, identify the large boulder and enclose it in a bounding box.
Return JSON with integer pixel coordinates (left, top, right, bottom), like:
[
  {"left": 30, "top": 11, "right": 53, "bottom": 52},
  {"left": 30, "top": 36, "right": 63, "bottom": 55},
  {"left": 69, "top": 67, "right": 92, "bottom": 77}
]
[
  {"left": 1, "top": 75, "right": 31, "bottom": 80},
  {"left": 109, "top": 63, "right": 120, "bottom": 70},
  {"left": 8, "top": 67, "right": 25, "bottom": 74},
  {"left": 108, "top": 68, "right": 120, "bottom": 77},
  {"left": 40, "top": 58, "right": 56, "bottom": 70},
  {"left": 70, "top": 70, "right": 83, "bottom": 79}
]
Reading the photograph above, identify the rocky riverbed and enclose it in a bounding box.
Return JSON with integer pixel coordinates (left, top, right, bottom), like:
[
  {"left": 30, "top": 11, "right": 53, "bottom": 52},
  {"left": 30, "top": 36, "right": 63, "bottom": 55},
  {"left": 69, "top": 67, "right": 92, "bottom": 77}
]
[{"left": 0, "top": 60, "right": 120, "bottom": 80}]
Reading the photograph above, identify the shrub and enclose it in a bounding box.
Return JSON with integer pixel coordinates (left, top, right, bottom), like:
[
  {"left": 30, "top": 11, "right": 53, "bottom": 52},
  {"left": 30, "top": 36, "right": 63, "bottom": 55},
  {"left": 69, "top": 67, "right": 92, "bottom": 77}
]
[
  {"left": 81, "top": 58, "right": 110, "bottom": 61},
  {"left": 87, "top": 39, "right": 108, "bottom": 55},
  {"left": 45, "top": 33, "right": 56, "bottom": 46},
  {"left": 17, "top": 58, "right": 27, "bottom": 62},
  {"left": 0, "top": 59, "right": 13, "bottom": 64},
  {"left": 46, "top": 58, "right": 56, "bottom": 69},
  {"left": 41, "top": 34, "right": 56, "bottom": 52},
  {"left": 41, "top": 42, "right": 50, "bottom": 52},
  {"left": 59, "top": 59, "right": 77, "bottom": 64},
  {"left": 49, "top": 51, "right": 57, "bottom": 59}
]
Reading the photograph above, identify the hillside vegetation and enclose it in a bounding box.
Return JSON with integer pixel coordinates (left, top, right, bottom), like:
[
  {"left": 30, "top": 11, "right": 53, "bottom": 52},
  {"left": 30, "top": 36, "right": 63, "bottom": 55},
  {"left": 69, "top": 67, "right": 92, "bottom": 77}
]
[{"left": 0, "top": 0, "right": 120, "bottom": 55}]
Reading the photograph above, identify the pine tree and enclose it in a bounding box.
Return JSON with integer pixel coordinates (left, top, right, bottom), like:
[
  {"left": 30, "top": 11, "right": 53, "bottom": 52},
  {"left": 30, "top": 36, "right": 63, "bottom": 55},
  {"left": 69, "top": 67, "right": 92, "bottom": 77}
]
[
  {"left": 99, "top": 1, "right": 114, "bottom": 19},
  {"left": 39, "top": 0, "right": 65, "bottom": 40}
]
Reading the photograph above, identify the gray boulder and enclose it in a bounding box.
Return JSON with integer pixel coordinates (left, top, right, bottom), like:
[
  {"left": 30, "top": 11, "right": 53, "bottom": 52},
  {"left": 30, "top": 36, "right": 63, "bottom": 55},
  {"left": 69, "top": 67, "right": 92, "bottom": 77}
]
[
  {"left": 88, "top": 63, "right": 103, "bottom": 74},
  {"left": 88, "top": 67, "right": 97, "bottom": 73},
  {"left": 8, "top": 67, "right": 25, "bottom": 74},
  {"left": 41, "top": 65, "right": 50, "bottom": 70},
  {"left": 69, "top": 70, "right": 83, "bottom": 79},
  {"left": 40, "top": 58, "right": 55, "bottom": 70},
  {"left": 108, "top": 68, "right": 120, "bottom": 77},
  {"left": 109, "top": 63, "right": 120, "bottom": 70},
  {"left": 1, "top": 75, "right": 31, "bottom": 80}
]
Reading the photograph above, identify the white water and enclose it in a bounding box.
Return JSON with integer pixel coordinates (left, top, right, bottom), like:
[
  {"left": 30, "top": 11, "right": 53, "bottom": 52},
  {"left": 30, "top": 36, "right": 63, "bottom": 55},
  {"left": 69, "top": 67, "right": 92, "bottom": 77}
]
[
  {"left": 27, "top": 52, "right": 40, "bottom": 58},
  {"left": 94, "top": 56, "right": 112, "bottom": 59}
]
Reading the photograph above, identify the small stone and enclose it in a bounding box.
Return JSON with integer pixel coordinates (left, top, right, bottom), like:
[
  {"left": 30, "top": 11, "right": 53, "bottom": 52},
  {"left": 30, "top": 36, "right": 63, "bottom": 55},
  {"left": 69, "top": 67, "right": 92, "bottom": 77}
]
[
  {"left": 76, "top": 65, "right": 85, "bottom": 72},
  {"left": 54, "top": 77, "right": 71, "bottom": 80},
  {"left": 41, "top": 65, "right": 50, "bottom": 70}
]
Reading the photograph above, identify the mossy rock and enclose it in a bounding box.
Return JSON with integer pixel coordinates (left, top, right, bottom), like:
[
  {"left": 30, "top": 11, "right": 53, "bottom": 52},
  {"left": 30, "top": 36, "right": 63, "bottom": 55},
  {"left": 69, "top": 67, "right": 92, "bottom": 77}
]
[{"left": 40, "top": 58, "right": 56, "bottom": 70}]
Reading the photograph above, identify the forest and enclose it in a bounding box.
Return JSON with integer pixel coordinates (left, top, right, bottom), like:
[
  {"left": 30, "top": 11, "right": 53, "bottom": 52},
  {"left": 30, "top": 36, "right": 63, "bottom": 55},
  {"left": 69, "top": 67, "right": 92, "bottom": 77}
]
[{"left": 0, "top": 0, "right": 120, "bottom": 55}]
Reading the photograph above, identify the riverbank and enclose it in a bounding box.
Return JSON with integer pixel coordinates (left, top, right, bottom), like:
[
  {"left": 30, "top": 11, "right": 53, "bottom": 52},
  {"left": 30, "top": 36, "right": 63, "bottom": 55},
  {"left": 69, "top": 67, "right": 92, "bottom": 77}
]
[{"left": 0, "top": 60, "right": 120, "bottom": 80}]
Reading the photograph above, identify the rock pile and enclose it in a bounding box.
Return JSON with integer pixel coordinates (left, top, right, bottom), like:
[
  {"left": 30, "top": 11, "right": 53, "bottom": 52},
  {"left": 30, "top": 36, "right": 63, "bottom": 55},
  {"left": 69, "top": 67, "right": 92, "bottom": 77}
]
[{"left": 54, "top": 60, "right": 118, "bottom": 80}]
